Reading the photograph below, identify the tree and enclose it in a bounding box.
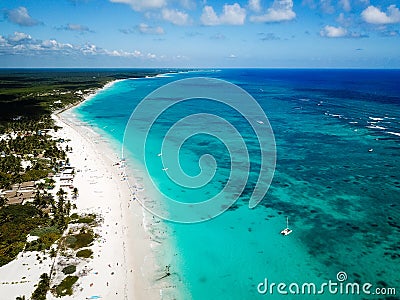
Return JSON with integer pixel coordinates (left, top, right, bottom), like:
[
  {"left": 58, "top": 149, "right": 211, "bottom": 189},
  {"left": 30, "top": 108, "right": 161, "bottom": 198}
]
[
  {"left": 56, "top": 188, "right": 66, "bottom": 229},
  {"left": 72, "top": 187, "right": 78, "bottom": 199},
  {"left": 0, "top": 196, "right": 8, "bottom": 208},
  {"left": 31, "top": 273, "right": 50, "bottom": 300}
]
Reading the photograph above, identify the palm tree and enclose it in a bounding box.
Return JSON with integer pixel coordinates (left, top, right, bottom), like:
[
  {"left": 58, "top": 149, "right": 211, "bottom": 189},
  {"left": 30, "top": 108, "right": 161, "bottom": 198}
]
[
  {"left": 0, "top": 196, "right": 8, "bottom": 208},
  {"left": 72, "top": 187, "right": 78, "bottom": 199}
]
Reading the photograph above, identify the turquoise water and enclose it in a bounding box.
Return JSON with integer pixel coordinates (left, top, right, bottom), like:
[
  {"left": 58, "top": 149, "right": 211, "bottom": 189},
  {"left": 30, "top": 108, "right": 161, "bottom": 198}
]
[{"left": 74, "top": 69, "right": 400, "bottom": 299}]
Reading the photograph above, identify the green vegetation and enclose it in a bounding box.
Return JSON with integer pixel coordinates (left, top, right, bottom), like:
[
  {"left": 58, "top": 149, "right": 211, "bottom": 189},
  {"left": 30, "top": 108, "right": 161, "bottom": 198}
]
[
  {"left": 0, "top": 204, "right": 47, "bottom": 266},
  {"left": 0, "top": 69, "right": 160, "bottom": 131},
  {"left": 70, "top": 213, "right": 97, "bottom": 225},
  {"left": 0, "top": 70, "right": 161, "bottom": 295},
  {"left": 54, "top": 275, "right": 78, "bottom": 297},
  {"left": 76, "top": 248, "right": 93, "bottom": 258},
  {"left": 65, "top": 229, "right": 94, "bottom": 250},
  {"left": 31, "top": 273, "right": 50, "bottom": 300},
  {"left": 62, "top": 265, "right": 76, "bottom": 275},
  {"left": 25, "top": 232, "right": 61, "bottom": 252}
]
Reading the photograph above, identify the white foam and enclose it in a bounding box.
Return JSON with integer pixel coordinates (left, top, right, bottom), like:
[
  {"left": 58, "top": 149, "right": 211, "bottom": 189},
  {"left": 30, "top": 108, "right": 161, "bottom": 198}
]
[
  {"left": 369, "top": 117, "right": 384, "bottom": 121},
  {"left": 387, "top": 131, "right": 400, "bottom": 137},
  {"left": 366, "top": 125, "right": 387, "bottom": 130}
]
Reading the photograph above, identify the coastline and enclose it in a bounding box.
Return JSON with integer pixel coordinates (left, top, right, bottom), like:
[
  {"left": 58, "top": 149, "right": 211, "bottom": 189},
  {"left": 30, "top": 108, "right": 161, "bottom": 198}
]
[
  {"left": 52, "top": 79, "right": 165, "bottom": 299},
  {"left": 0, "top": 77, "right": 183, "bottom": 300}
]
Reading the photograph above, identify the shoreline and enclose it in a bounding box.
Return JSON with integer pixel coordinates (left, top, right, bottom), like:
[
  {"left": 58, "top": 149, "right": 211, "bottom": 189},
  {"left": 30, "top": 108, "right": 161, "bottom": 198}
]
[
  {"left": 52, "top": 78, "right": 165, "bottom": 299},
  {"left": 0, "top": 76, "right": 182, "bottom": 299}
]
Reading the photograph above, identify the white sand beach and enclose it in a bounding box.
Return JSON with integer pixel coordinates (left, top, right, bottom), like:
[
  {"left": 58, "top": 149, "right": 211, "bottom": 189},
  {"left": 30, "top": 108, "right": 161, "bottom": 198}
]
[
  {"left": 49, "top": 111, "right": 161, "bottom": 300},
  {"left": 0, "top": 80, "right": 172, "bottom": 299}
]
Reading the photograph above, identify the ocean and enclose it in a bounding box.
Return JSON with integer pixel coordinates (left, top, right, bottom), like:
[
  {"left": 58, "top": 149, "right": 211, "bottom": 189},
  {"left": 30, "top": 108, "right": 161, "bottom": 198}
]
[{"left": 73, "top": 69, "right": 400, "bottom": 299}]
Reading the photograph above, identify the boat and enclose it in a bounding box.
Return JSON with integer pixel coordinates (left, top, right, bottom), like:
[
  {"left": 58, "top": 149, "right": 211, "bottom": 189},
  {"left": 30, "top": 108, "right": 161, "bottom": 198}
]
[{"left": 280, "top": 217, "right": 293, "bottom": 236}]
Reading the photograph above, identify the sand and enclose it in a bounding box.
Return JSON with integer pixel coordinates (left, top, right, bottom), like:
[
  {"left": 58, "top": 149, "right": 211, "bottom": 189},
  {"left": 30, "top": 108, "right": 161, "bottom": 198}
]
[{"left": 0, "top": 80, "right": 168, "bottom": 299}]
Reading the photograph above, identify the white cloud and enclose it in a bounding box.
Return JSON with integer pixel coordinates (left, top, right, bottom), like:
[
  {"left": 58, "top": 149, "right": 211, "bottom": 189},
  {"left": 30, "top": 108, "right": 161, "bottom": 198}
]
[
  {"left": 4, "top": 6, "right": 40, "bottom": 26},
  {"left": 179, "top": 0, "right": 196, "bottom": 10},
  {"left": 339, "top": 0, "right": 351, "bottom": 12},
  {"left": 109, "top": 0, "right": 166, "bottom": 11},
  {"left": 248, "top": 0, "right": 262, "bottom": 12},
  {"left": 201, "top": 3, "right": 246, "bottom": 26},
  {"left": 250, "top": 0, "right": 296, "bottom": 23},
  {"left": 0, "top": 36, "right": 7, "bottom": 46},
  {"left": 65, "top": 24, "right": 93, "bottom": 32},
  {"left": 320, "top": 0, "right": 334, "bottom": 14},
  {"left": 361, "top": 5, "right": 400, "bottom": 24},
  {"left": 162, "top": 8, "right": 190, "bottom": 25},
  {"left": 302, "top": 0, "right": 334, "bottom": 13},
  {"left": 0, "top": 32, "right": 157, "bottom": 60},
  {"left": 138, "top": 23, "right": 165, "bottom": 34},
  {"left": 41, "top": 39, "right": 73, "bottom": 50},
  {"left": 105, "top": 49, "right": 143, "bottom": 57},
  {"left": 8, "top": 32, "right": 32, "bottom": 42},
  {"left": 201, "top": 6, "right": 220, "bottom": 25},
  {"left": 320, "top": 25, "right": 347, "bottom": 37},
  {"left": 228, "top": 54, "right": 237, "bottom": 58}
]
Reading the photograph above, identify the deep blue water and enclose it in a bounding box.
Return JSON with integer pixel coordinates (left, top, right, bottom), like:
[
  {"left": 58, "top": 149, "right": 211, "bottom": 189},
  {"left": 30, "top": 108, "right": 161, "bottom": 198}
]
[{"left": 74, "top": 69, "right": 400, "bottom": 299}]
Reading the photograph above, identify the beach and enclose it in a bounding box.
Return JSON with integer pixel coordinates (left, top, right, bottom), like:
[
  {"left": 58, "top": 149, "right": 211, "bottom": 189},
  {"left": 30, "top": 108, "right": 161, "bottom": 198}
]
[
  {"left": 0, "top": 80, "right": 168, "bottom": 299},
  {"left": 50, "top": 111, "right": 159, "bottom": 299}
]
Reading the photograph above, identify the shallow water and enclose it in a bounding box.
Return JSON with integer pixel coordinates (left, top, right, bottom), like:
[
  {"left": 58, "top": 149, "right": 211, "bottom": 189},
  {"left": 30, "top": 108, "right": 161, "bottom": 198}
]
[{"left": 74, "top": 69, "right": 400, "bottom": 299}]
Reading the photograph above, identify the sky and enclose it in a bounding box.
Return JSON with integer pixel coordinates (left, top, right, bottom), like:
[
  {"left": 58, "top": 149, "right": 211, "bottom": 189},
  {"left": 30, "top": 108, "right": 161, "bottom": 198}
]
[{"left": 0, "top": 0, "right": 399, "bottom": 68}]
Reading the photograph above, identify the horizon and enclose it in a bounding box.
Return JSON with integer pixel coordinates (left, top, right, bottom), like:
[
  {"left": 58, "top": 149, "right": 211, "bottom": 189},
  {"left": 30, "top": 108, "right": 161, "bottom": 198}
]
[
  {"left": 1, "top": 67, "right": 400, "bottom": 70},
  {"left": 1, "top": 0, "right": 400, "bottom": 68}
]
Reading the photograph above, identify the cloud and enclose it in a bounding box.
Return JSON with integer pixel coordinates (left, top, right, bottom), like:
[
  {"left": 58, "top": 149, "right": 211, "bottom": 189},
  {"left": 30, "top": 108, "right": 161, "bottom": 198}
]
[
  {"left": 210, "top": 33, "right": 226, "bottom": 40},
  {"left": 336, "top": 12, "right": 352, "bottom": 26},
  {"left": 162, "top": 8, "right": 190, "bottom": 25},
  {"left": 58, "top": 23, "right": 94, "bottom": 33},
  {"left": 109, "top": 0, "right": 166, "bottom": 11},
  {"left": 0, "top": 31, "right": 156, "bottom": 60},
  {"left": 319, "top": 25, "right": 367, "bottom": 38},
  {"left": 179, "top": 0, "right": 196, "bottom": 10},
  {"left": 4, "top": 6, "right": 41, "bottom": 26},
  {"left": 302, "top": 0, "right": 334, "bottom": 14},
  {"left": 201, "top": 3, "right": 246, "bottom": 25},
  {"left": 185, "top": 31, "right": 202, "bottom": 37},
  {"left": 137, "top": 23, "right": 165, "bottom": 34},
  {"left": 248, "top": 0, "right": 262, "bottom": 12},
  {"left": 320, "top": 25, "right": 347, "bottom": 37},
  {"left": 104, "top": 49, "right": 143, "bottom": 57},
  {"left": 250, "top": 0, "right": 296, "bottom": 23},
  {"left": 259, "top": 32, "right": 281, "bottom": 40},
  {"left": 119, "top": 24, "right": 164, "bottom": 35},
  {"left": 380, "top": 30, "right": 399, "bottom": 37},
  {"left": 320, "top": 0, "right": 334, "bottom": 14},
  {"left": 0, "top": 36, "right": 8, "bottom": 46},
  {"left": 8, "top": 32, "right": 32, "bottom": 42},
  {"left": 339, "top": 0, "right": 351, "bottom": 12},
  {"left": 228, "top": 54, "right": 237, "bottom": 58},
  {"left": 361, "top": 5, "right": 400, "bottom": 25}
]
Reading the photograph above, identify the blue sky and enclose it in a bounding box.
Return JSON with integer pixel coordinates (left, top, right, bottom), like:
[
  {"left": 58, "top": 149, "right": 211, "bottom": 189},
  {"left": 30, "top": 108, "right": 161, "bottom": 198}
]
[{"left": 0, "top": 0, "right": 399, "bottom": 68}]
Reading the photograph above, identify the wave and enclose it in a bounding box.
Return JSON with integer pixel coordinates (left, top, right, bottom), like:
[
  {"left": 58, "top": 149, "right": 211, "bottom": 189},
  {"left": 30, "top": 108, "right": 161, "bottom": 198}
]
[
  {"left": 369, "top": 117, "right": 384, "bottom": 121},
  {"left": 366, "top": 125, "right": 387, "bottom": 130},
  {"left": 387, "top": 131, "right": 400, "bottom": 137}
]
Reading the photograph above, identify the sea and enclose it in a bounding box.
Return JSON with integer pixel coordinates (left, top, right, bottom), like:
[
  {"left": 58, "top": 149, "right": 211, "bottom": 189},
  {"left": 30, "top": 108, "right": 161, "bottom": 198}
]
[{"left": 72, "top": 69, "right": 400, "bottom": 300}]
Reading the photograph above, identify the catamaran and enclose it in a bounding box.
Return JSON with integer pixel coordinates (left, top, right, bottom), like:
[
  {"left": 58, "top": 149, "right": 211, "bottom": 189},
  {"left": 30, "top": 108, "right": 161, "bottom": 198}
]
[{"left": 280, "top": 216, "right": 293, "bottom": 236}]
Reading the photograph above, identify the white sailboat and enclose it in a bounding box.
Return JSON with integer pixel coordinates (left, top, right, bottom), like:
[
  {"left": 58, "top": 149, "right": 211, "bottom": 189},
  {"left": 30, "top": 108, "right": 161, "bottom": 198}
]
[{"left": 280, "top": 216, "right": 292, "bottom": 236}]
